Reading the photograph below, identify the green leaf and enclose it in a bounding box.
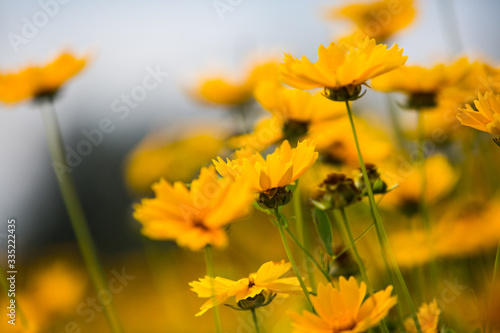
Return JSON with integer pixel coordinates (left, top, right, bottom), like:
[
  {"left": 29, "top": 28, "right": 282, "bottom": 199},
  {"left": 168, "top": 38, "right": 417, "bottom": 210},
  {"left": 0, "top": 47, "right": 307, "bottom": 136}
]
[{"left": 313, "top": 208, "right": 334, "bottom": 256}]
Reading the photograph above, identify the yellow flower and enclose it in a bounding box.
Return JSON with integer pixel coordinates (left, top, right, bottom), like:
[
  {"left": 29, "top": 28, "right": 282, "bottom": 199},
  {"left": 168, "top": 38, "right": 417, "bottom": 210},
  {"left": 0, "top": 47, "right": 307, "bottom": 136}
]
[
  {"left": 193, "top": 61, "right": 278, "bottom": 106},
  {"left": 0, "top": 52, "right": 86, "bottom": 103},
  {"left": 133, "top": 166, "right": 254, "bottom": 251},
  {"left": 228, "top": 116, "right": 284, "bottom": 151},
  {"left": 391, "top": 199, "right": 500, "bottom": 266},
  {"left": 457, "top": 91, "right": 500, "bottom": 135},
  {"left": 213, "top": 139, "right": 318, "bottom": 193},
  {"left": 309, "top": 117, "right": 393, "bottom": 167},
  {"left": 330, "top": 0, "right": 415, "bottom": 42},
  {"left": 371, "top": 58, "right": 471, "bottom": 109},
  {"left": 124, "top": 130, "right": 225, "bottom": 194},
  {"left": 279, "top": 37, "right": 406, "bottom": 100},
  {"left": 254, "top": 83, "right": 345, "bottom": 124},
  {"left": 404, "top": 300, "right": 440, "bottom": 333},
  {"left": 290, "top": 277, "right": 397, "bottom": 333},
  {"left": 372, "top": 58, "right": 470, "bottom": 94},
  {"left": 189, "top": 260, "right": 302, "bottom": 316},
  {"left": 382, "top": 154, "right": 457, "bottom": 212}
]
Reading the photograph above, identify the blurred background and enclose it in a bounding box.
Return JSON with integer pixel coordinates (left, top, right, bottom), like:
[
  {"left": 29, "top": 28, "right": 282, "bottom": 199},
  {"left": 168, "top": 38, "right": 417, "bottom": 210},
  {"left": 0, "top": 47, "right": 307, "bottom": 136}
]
[{"left": 1, "top": 0, "right": 500, "bottom": 332}]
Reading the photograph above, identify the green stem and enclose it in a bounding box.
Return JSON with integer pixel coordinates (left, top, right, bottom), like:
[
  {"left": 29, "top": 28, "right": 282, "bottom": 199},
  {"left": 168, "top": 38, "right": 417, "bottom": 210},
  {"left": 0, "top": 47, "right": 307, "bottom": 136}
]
[
  {"left": 417, "top": 113, "right": 438, "bottom": 295},
  {"left": 344, "top": 101, "right": 422, "bottom": 333},
  {"left": 251, "top": 308, "right": 261, "bottom": 333},
  {"left": 204, "top": 245, "right": 222, "bottom": 333},
  {"left": 339, "top": 208, "right": 373, "bottom": 293},
  {"left": 273, "top": 208, "right": 313, "bottom": 308},
  {"left": 0, "top": 264, "right": 28, "bottom": 328},
  {"left": 38, "top": 98, "right": 124, "bottom": 333},
  {"left": 284, "top": 228, "right": 331, "bottom": 282},
  {"left": 292, "top": 184, "right": 316, "bottom": 292}
]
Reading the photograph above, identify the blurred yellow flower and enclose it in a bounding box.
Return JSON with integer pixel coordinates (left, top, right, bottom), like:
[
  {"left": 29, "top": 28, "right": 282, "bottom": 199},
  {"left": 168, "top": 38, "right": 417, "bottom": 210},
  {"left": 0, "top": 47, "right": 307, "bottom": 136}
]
[
  {"left": 125, "top": 130, "right": 226, "bottom": 194},
  {"left": 29, "top": 261, "right": 87, "bottom": 315},
  {"left": 371, "top": 58, "right": 471, "bottom": 109},
  {"left": 254, "top": 83, "right": 345, "bottom": 124},
  {"left": 133, "top": 166, "right": 254, "bottom": 251},
  {"left": 404, "top": 300, "right": 440, "bottom": 333},
  {"left": 382, "top": 154, "right": 457, "bottom": 212},
  {"left": 331, "top": 0, "right": 415, "bottom": 42},
  {"left": 279, "top": 37, "right": 406, "bottom": 100},
  {"left": 310, "top": 117, "right": 393, "bottom": 167},
  {"left": 193, "top": 61, "right": 278, "bottom": 106},
  {"left": 213, "top": 139, "right": 318, "bottom": 193},
  {"left": 457, "top": 91, "right": 500, "bottom": 135},
  {"left": 0, "top": 52, "right": 86, "bottom": 103},
  {"left": 189, "top": 260, "right": 302, "bottom": 316},
  {"left": 391, "top": 200, "right": 500, "bottom": 266},
  {"left": 228, "top": 116, "right": 284, "bottom": 151},
  {"left": 290, "top": 277, "right": 397, "bottom": 333}
]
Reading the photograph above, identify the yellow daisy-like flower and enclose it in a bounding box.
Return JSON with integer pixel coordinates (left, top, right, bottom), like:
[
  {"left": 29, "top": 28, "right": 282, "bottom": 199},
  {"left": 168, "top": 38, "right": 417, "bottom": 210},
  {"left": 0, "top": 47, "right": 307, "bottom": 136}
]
[
  {"left": 133, "top": 166, "right": 254, "bottom": 251},
  {"left": 279, "top": 37, "right": 407, "bottom": 100},
  {"left": 310, "top": 116, "right": 393, "bottom": 167},
  {"left": 404, "top": 300, "right": 440, "bottom": 333},
  {"left": 124, "top": 130, "right": 225, "bottom": 194},
  {"left": 382, "top": 154, "right": 457, "bottom": 213},
  {"left": 371, "top": 58, "right": 471, "bottom": 109},
  {"left": 254, "top": 83, "right": 345, "bottom": 124},
  {"left": 457, "top": 91, "right": 500, "bottom": 135},
  {"left": 189, "top": 260, "right": 302, "bottom": 316},
  {"left": 228, "top": 116, "right": 284, "bottom": 151},
  {"left": 0, "top": 52, "right": 86, "bottom": 103},
  {"left": 331, "top": 0, "right": 415, "bottom": 42},
  {"left": 391, "top": 199, "right": 500, "bottom": 267},
  {"left": 213, "top": 139, "right": 318, "bottom": 193},
  {"left": 193, "top": 61, "right": 278, "bottom": 106},
  {"left": 290, "top": 277, "right": 397, "bottom": 333}
]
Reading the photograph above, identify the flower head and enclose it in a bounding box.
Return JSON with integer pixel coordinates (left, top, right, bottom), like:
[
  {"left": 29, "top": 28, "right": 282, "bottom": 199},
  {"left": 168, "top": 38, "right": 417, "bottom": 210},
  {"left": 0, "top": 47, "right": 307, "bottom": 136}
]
[
  {"left": 189, "top": 260, "right": 302, "bottom": 316},
  {"left": 133, "top": 166, "right": 254, "bottom": 251},
  {"left": 290, "top": 277, "right": 397, "bottom": 333},
  {"left": 382, "top": 154, "right": 457, "bottom": 214},
  {"left": 255, "top": 83, "right": 345, "bottom": 124},
  {"left": 0, "top": 52, "right": 86, "bottom": 103},
  {"left": 457, "top": 91, "right": 500, "bottom": 135},
  {"left": 279, "top": 37, "right": 406, "bottom": 100},
  {"left": 404, "top": 300, "right": 441, "bottom": 333},
  {"left": 125, "top": 130, "right": 225, "bottom": 194},
  {"left": 331, "top": 0, "right": 415, "bottom": 42},
  {"left": 372, "top": 58, "right": 471, "bottom": 109},
  {"left": 193, "top": 61, "right": 278, "bottom": 106},
  {"left": 213, "top": 139, "right": 318, "bottom": 193}
]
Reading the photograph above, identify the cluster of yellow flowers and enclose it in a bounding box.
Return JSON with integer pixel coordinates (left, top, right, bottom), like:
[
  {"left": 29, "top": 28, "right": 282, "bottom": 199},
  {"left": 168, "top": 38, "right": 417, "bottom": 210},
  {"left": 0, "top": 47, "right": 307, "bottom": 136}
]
[{"left": 2, "top": 0, "right": 500, "bottom": 332}]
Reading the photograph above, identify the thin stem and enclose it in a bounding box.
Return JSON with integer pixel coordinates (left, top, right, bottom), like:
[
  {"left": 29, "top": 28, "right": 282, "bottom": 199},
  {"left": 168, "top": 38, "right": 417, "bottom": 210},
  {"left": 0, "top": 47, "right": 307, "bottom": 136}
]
[
  {"left": 38, "top": 99, "right": 124, "bottom": 333},
  {"left": 284, "top": 227, "right": 331, "bottom": 282},
  {"left": 0, "top": 264, "right": 28, "bottom": 328},
  {"left": 251, "top": 308, "right": 261, "bottom": 333},
  {"left": 339, "top": 208, "right": 373, "bottom": 293},
  {"left": 273, "top": 208, "right": 313, "bottom": 308},
  {"left": 489, "top": 243, "right": 500, "bottom": 333},
  {"left": 344, "top": 101, "right": 422, "bottom": 333},
  {"left": 436, "top": 0, "right": 464, "bottom": 55},
  {"left": 417, "top": 113, "right": 438, "bottom": 295},
  {"left": 292, "top": 184, "right": 316, "bottom": 292},
  {"left": 204, "top": 245, "right": 222, "bottom": 333}
]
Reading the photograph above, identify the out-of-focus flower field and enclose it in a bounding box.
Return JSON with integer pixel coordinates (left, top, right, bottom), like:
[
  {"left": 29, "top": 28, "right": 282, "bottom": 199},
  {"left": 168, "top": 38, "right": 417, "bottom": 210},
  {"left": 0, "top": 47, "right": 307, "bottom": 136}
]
[{"left": 1, "top": 0, "right": 500, "bottom": 332}]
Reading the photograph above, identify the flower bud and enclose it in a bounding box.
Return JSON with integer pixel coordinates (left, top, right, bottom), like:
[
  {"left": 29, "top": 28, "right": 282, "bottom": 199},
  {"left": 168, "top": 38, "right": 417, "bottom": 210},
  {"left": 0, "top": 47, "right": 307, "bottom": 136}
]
[
  {"left": 312, "top": 173, "right": 361, "bottom": 210},
  {"left": 257, "top": 186, "right": 292, "bottom": 209},
  {"left": 355, "top": 164, "right": 388, "bottom": 195}
]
